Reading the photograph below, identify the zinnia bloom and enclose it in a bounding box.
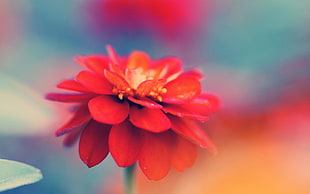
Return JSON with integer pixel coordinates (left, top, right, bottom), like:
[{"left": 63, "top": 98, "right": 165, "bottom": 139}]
[{"left": 46, "top": 46, "right": 220, "bottom": 180}]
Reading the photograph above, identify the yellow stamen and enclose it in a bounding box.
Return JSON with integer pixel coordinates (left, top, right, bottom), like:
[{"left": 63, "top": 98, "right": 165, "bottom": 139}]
[
  {"left": 118, "top": 93, "right": 124, "bottom": 100},
  {"left": 161, "top": 88, "right": 167, "bottom": 93},
  {"left": 157, "top": 96, "right": 163, "bottom": 102}
]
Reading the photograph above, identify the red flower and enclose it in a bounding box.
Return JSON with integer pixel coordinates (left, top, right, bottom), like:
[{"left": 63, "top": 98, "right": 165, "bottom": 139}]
[{"left": 46, "top": 46, "right": 220, "bottom": 180}]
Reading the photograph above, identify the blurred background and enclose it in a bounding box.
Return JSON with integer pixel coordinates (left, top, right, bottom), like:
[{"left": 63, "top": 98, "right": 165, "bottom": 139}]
[{"left": 0, "top": 0, "right": 310, "bottom": 193}]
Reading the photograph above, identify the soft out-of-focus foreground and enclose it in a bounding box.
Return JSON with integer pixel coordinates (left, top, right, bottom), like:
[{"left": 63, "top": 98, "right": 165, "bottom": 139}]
[{"left": 1, "top": 0, "right": 309, "bottom": 193}]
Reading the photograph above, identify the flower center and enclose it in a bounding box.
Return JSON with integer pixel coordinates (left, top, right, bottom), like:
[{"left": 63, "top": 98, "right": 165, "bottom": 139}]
[
  {"left": 112, "top": 87, "right": 133, "bottom": 100},
  {"left": 112, "top": 80, "right": 167, "bottom": 102},
  {"left": 125, "top": 68, "right": 149, "bottom": 89},
  {"left": 144, "top": 86, "right": 167, "bottom": 102},
  {"left": 108, "top": 67, "right": 168, "bottom": 102}
]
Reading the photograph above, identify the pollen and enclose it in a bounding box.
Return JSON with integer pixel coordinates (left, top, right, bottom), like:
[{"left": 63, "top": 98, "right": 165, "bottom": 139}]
[
  {"left": 118, "top": 93, "right": 124, "bottom": 100},
  {"left": 157, "top": 96, "right": 163, "bottom": 102},
  {"left": 113, "top": 87, "right": 133, "bottom": 100},
  {"left": 160, "top": 88, "right": 167, "bottom": 94},
  {"left": 146, "top": 87, "right": 167, "bottom": 102}
]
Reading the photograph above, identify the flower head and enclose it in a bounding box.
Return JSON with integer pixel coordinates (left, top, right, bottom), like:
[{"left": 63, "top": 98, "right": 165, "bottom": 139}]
[{"left": 46, "top": 46, "right": 220, "bottom": 180}]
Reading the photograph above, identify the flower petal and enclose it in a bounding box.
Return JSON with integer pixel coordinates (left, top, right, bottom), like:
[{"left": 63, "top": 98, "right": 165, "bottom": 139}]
[
  {"left": 79, "top": 120, "right": 111, "bottom": 167},
  {"left": 171, "top": 134, "right": 198, "bottom": 172},
  {"left": 109, "top": 63, "right": 125, "bottom": 76},
  {"left": 135, "top": 79, "right": 166, "bottom": 97},
  {"left": 152, "top": 57, "right": 182, "bottom": 80},
  {"left": 163, "top": 104, "right": 209, "bottom": 121},
  {"left": 178, "top": 70, "right": 203, "bottom": 80},
  {"left": 75, "top": 71, "right": 114, "bottom": 94},
  {"left": 45, "top": 93, "right": 94, "bottom": 102},
  {"left": 109, "top": 121, "right": 142, "bottom": 167},
  {"left": 128, "top": 96, "right": 163, "bottom": 109},
  {"left": 183, "top": 93, "right": 221, "bottom": 115},
  {"left": 139, "top": 131, "right": 173, "bottom": 180},
  {"left": 63, "top": 127, "right": 82, "bottom": 147},
  {"left": 75, "top": 55, "right": 109, "bottom": 77},
  {"left": 129, "top": 106, "right": 171, "bottom": 132},
  {"left": 104, "top": 70, "right": 132, "bottom": 92},
  {"left": 57, "top": 80, "right": 90, "bottom": 93},
  {"left": 88, "top": 95, "right": 129, "bottom": 124},
  {"left": 162, "top": 76, "right": 201, "bottom": 104},
  {"left": 106, "top": 45, "right": 126, "bottom": 75},
  {"left": 55, "top": 104, "right": 92, "bottom": 136},
  {"left": 162, "top": 94, "right": 220, "bottom": 120},
  {"left": 127, "top": 51, "right": 150, "bottom": 71},
  {"left": 106, "top": 45, "right": 121, "bottom": 66},
  {"left": 169, "top": 115, "right": 217, "bottom": 154}
]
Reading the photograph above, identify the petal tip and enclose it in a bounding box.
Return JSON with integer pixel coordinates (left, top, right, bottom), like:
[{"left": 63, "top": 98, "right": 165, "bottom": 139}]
[
  {"left": 201, "top": 143, "right": 218, "bottom": 155},
  {"left": 81, "top": 156, "right": 102, "bottom": 168},
  {"left": 85, "top": 162, "right": 96, "bottom": 168},
  {"left": 55, "top": 131, "right": 62, "bottom": 137}
]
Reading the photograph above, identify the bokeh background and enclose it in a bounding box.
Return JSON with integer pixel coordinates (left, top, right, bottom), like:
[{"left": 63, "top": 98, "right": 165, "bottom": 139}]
[{"left": 1, "top": 0, "right": 310, "bottom": 193}]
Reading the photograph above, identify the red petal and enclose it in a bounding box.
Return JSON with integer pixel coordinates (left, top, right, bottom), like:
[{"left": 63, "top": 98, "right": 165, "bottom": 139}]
[
  {"left": 75, "top": 55, "right": 109, "bottom": 77},
  {"left": 135, "top": 79, "right": 166, "bottom": 97},
  {"left": 162, "top": 94, "right": 220, "bottom": 119},
  {"left": 152, "top": 57, "right": 183, "bottom": 80},
  {"left": 129, "top": 106, "right": 171, "bottom": 132},
  {"left": 57, "top": 80, "right": 90, "bottom": 93},
  {"left": 109, "top": 63, "right": 125, "bottom": 76},
  {"left": 75, "top": 70, "right": 114, "bottom": 94},
  {"left": 127, "top": 51, "right": 150, "bottom": 71},
  {"left": 63, "top": 127, "right": 82, "bottom": 147},
  {"left": 171, "top": 134, "right": 198, "bottom": 172},
  {"left": 104, "top": 70, "right": 131, "bottom": 92},
  {"left": 106, "top": 46, "right": 128, "bottom": 74},
  {"left": 162, "top": 76, "right": 201, "bottom": 104},
  {"left": 163, "top": 104, "right": 209, "bottom": 122},
  {"left": 109, "top": 120, "right": 142, "bottom": 167},
  {"left": 55, "top": 104, "right": 92, "bottom": 136},
  {"left": 169, "top": 115, "right": 217, "bottom": 154},
  {"left": 88, "top": 95, "right": 129, "bottom": 124},
  {"left": 79, "top": 120, "right": 111, "bottom": 167},
  {"left": 45, "top": 93, "right": 94, "bottom": 102},
  {"left": 183, "top": 93, "right": 221, "bottom": 115},
  {"left": 138, "top": 131, "right": 173, "bottom": 180},
  {"left": 106, "top": 45, "right": 121, "bottom": 66},
  {"left": 128, "top": 96, "right": 163, "bottom": 109},
  {"left": 179, "top": 70, "right": 204, "bottom": 80}
]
